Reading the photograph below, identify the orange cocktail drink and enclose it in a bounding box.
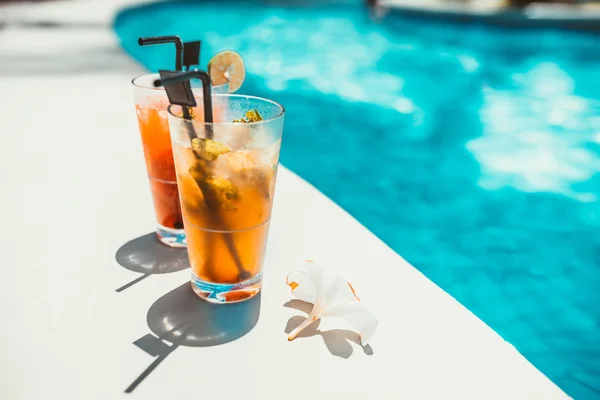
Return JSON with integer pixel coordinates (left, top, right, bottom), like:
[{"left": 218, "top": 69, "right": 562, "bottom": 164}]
[
  {"left": 167, "top": 95, "right": 284, "bottom": 303},
  {"left": 132, "top": 73, "right": 225, "bottom": 247}
]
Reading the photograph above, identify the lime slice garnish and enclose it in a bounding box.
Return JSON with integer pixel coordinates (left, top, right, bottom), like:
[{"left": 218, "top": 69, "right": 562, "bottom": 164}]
[{"left": 208, "top": 50, "right": 246, "bottom": 93}]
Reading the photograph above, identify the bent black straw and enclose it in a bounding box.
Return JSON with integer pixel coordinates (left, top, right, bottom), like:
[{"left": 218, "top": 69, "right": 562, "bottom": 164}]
[
  {"left": 154, "top": 69, "right": 212, "bottom": 123},
  {"left": 138, "top": 35, "right": 183, "bottom": 71}
]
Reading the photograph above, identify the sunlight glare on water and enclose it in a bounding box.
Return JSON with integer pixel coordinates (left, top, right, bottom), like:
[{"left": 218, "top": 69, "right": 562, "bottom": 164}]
[{"left": 469, "top": 62, "right": 600, "bottom": 202}]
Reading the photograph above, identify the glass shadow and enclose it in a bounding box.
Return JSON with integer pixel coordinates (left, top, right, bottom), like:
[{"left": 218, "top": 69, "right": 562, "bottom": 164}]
[
  {"left": 115, "top": 233, "right": 189, "bottom": 292},
  {"left": 125, "top": 282, "right": 261, "bottom": 392}
]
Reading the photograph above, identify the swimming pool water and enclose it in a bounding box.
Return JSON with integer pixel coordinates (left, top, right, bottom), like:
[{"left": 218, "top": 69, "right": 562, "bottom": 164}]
[{"left": 115, "top": 1, "right": 600, "bottom": 397}]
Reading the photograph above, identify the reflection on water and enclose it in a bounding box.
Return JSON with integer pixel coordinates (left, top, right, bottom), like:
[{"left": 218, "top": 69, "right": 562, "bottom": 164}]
[
  {"left": 468, "top": 62, "right": 600, "bottom": 202},
  {"left": 116, "top": 3, "right": 600, "bottom": 398}
]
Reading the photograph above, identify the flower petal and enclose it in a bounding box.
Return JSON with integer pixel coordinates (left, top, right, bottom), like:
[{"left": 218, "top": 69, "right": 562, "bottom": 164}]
[
  {"left": 286, "top": 260, "right": 377, "bottom": 345},
  {"left": 302, "top": 260, "right": 326, "bottom": 295},
  {"left": 322, "top": 302, "right": 378, "bottom": 346},
  {"left": 286, "top": 270, "right": 317, "bottom": 304},
  {"left": 320, "top": 277, "right": 361, "bottom": 313}
]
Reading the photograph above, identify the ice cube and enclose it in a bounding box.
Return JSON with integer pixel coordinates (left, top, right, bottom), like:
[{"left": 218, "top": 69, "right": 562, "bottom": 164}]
[{"left": 224, "top": 151, "right": 256, "bottom": 172}]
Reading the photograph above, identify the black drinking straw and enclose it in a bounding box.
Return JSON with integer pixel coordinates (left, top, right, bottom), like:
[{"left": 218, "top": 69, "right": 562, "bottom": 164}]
[
  {"left": 138, "top": 35, "right": 184, "bottom": 71},
  {"left": 154, "top": 70, "right": 251, "bottom": 281},
  {"left": 154, "top": 69, "right": 213, "bottom": 124},
  {"left": 183, "top": 41, "right": 201, "bottom": 70}
]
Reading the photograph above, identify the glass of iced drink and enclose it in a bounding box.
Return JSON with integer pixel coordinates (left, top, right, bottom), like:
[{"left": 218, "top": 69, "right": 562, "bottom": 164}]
[
  {"left": 132, "top": 73, "right": 226, "bottom": 247},
  {"left": 167, "top": 95, "right": 284, "bottom": 303}
]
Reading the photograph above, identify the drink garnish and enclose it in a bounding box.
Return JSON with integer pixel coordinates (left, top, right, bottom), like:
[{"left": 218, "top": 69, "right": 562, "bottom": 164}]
[
  {"left": 188, "top": 160, "right": 208, "bottom": 182},
  {"left": 286, "top": 260, "right": 378, "bottom": 346},
  {"left": 177, "top": 107, "right": 198, "bottom": 120},
  {"left": 232, "top": 109, "right": 263, "bottom": 123},
  {"left": 191, "top": 137, "right": 231, "bottom": 161},
  {"left": 208, "top": 50, "right": 246, "bottom": 93},
  {"left": 206, "top": 177, "right": 239, "bottom": 211}
]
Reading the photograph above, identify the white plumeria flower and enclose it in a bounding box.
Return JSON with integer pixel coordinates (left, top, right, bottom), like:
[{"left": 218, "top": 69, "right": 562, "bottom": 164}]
[{"left": 286, "top": 260, "right": 378, "bottom": 346}]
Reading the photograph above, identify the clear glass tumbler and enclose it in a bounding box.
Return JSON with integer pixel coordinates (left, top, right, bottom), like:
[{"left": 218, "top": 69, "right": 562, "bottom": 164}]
[
  {"left": 167, "top": 94, "right": 285, "bottom": 303},
  {"left": 132, "top": 73, "right": 226, "bottom": 247}
]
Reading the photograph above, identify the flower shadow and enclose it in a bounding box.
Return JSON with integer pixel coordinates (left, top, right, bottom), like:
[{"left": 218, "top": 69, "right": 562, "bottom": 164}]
[{"left": 284, "top": 300, "right": 374, "bottom": 359}]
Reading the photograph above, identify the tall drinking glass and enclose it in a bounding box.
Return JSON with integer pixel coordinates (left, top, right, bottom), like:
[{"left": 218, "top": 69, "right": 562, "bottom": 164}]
[
  {"left": 132, "top": 73, "right": 226, "bottom": 247},
  {"left": 167, "top": 95, "right": 284, "bottom": 303}
]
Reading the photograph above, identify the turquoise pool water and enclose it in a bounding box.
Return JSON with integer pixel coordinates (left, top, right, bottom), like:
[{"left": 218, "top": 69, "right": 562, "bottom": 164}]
[{"left": 115, "top": 1, "right": 600, "bottom": 397}]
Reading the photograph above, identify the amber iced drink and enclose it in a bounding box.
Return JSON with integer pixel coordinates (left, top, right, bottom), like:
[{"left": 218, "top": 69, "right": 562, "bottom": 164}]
[
  {"left": 132, "top": 73, "right": 225, "bottom": 247},
  {"left": 167, "top": 95, "right": 284, "bottom": 303}
]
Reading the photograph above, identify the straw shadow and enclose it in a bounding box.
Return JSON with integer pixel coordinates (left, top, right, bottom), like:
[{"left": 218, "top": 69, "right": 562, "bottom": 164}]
[
  {"left": 115, "top": 233, "right": 189, "bottom": 292},
  {"left": 125, "top": 282, "right": 261, "bottom": 393},
  {"left": 284, "top": 300, "right": 373, "bottom": 359}
]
